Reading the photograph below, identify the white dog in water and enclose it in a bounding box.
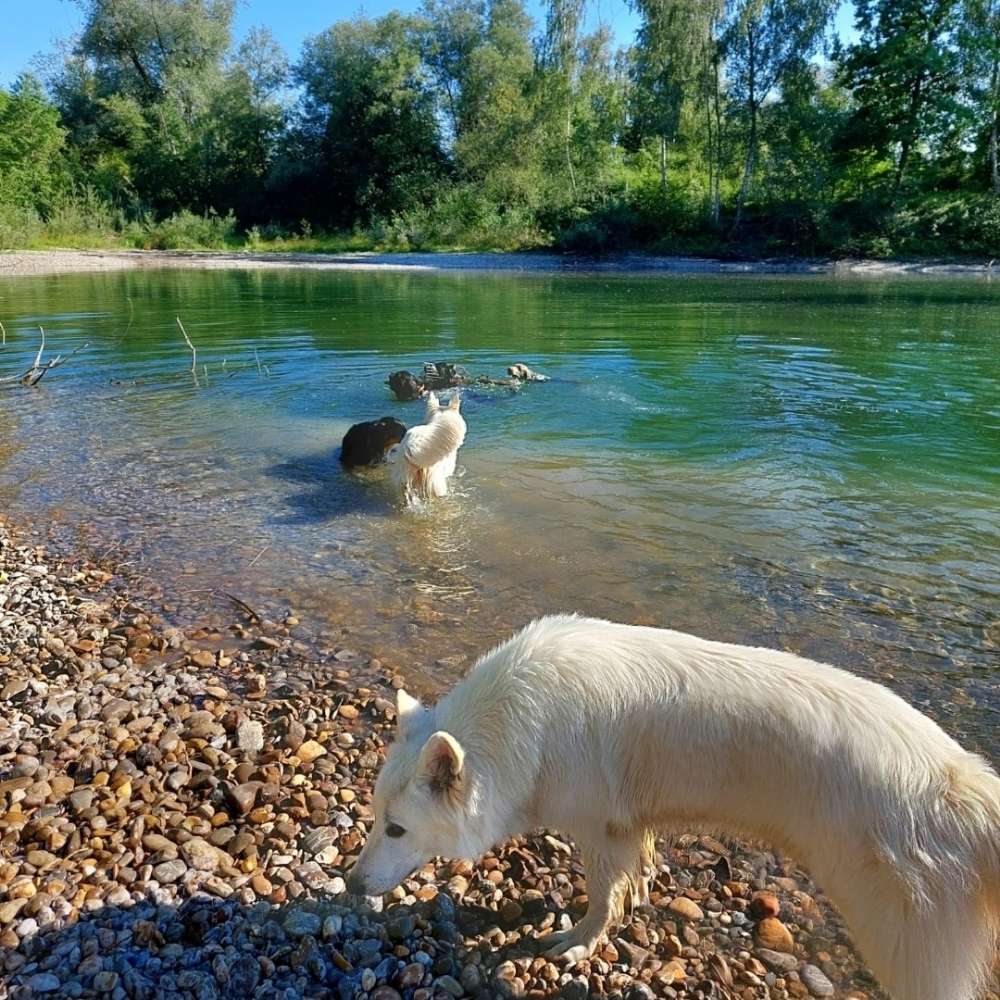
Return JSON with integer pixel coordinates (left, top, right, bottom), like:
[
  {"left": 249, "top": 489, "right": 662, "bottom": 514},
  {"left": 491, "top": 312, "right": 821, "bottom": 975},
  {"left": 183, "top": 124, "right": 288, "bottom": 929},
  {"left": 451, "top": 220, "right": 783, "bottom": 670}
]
[
  {"left": 346, "top": 615, "right": 1000, "bottom": 1000},
  {"left": 387, "top": 391, "right": 466, "bottom": 501}
]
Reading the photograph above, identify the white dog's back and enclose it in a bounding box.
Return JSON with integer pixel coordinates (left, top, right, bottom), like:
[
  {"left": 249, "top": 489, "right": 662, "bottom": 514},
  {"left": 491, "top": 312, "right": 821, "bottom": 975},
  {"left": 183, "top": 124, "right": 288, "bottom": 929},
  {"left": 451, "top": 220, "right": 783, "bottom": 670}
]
[
  {"left": 388, "top": 392, "right": 466, "bottom": 501},
  {"left": 432, "top": 616, "right": 1000, "bottom": 1000}
]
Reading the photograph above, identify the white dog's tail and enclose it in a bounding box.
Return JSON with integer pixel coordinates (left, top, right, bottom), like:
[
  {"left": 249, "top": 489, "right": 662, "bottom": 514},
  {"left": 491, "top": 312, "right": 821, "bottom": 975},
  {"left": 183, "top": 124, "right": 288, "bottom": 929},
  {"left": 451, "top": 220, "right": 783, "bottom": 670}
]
[
  {"left": 943, "top": 757, "right": 1000, "bottom": 1000},
  {"left": 965, "top": 758, "right": 1000, "bottom": 980},
  {"left": 852, "top": 756, "right": 1000, "bottom": 1000}
]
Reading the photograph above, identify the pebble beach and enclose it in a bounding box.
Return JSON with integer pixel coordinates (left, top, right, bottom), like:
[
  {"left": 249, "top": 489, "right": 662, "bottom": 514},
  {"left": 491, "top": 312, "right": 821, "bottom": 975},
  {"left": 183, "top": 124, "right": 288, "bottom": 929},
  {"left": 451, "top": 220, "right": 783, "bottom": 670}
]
[{"left": 0, "top": 516, "right": 986, "bottom": 1000}]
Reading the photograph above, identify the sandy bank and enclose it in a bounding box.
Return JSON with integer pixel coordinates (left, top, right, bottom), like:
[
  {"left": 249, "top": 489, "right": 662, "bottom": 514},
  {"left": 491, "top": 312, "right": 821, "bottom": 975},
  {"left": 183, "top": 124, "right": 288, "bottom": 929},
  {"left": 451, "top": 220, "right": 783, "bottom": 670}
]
[{"left": 2, "top": 247, "right": 998, "bottom": 278}]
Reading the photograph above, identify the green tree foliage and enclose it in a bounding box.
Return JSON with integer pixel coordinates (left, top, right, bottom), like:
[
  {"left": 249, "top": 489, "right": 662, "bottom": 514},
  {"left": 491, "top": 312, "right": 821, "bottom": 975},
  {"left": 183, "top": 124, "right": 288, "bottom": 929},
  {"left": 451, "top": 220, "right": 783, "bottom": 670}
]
[
  {"left": 839, "top": 0, "right": 963, "bottom": 196},
  {"left": 960, "top": 0, "right": 1000, "bottom": 193},
  {"left": 53, "top": 0, "right": 280, "bottom": 217},
  {"left": 723, "top": 0, "right": 837, "bottom": 230},
  {"left": 627, "top": 0, "right": 718, "bottom": 193},
  {"left": 291, "top": 14, "right": 447, "bottom": 227},
  {"left": 1, "top": 0, "right": 998, "bottom": 254},
  {"left": 0, "top": 77, "right": 68, "bottom": 210}
]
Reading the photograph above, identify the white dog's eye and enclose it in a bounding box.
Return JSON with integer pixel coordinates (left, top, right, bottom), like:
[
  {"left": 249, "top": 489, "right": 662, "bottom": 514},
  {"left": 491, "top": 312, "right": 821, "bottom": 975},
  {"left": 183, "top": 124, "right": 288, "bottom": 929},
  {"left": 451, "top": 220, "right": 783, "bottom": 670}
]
[{"left": 386, "top": 822, "right": 406, "bottom": 838}]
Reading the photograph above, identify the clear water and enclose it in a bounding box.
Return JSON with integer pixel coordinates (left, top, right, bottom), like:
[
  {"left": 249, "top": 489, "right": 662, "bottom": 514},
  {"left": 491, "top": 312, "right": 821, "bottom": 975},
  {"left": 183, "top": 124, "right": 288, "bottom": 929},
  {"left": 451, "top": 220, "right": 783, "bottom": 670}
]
[{"left": 1, "top": 267, "right": 997, "bottom": 754}]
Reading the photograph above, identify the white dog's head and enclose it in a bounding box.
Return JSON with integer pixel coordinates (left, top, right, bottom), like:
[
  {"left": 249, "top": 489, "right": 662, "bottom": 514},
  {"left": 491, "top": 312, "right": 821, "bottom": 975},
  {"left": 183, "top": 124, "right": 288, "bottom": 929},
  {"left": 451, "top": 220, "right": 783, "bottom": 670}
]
[
  {"left": 425, "top": 391, "right": 461, "bottom": 420},
  {"left": 345, "top": 689, "right": 471, "bottom": 896}
]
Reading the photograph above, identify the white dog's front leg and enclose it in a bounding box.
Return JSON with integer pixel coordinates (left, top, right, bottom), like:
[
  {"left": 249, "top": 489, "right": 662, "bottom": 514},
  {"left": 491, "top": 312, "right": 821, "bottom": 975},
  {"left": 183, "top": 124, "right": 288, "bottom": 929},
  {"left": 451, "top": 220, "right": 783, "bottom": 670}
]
[{"left": 542, "top": 837, "right": 639, "bottom": 964}]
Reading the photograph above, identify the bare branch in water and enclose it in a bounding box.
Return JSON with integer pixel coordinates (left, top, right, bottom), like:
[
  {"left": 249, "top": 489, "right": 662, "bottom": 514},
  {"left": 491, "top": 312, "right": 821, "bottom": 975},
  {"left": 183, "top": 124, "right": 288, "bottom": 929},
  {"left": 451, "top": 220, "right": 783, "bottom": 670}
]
[
  {"left": 0, "top": 320, "right": 5, "bottom": 345},
  {"left": 32, "top": 327, "right": 45, "bottom": 371},
  {"left": 222, "top": 591, "right": 262, "bottom": 624},
  {"left": 176, "top": 317, "right": 196, "bottom": 375},
  {"left": 255, "top": 348, "right": 263, "bottom": 376},
  {"left": 247, "top": 544, "right": 270, "bottom": 568}
]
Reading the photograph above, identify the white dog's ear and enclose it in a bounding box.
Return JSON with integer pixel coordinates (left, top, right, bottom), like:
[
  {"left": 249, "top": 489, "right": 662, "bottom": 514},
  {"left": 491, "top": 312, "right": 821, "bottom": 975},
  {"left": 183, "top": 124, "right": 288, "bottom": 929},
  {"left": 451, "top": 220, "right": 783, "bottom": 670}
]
[
  {"left": 448, "top": 393, "right": 461, "bottom": 411},
  {"left": 396, "top": 689, "right": 427, "bottom": 733},
  {"left": 418, "top": 731, "right": 464, "bottom": 795},
  {"left": 426, "top": 391, "right": 440, "bottom": 413}
]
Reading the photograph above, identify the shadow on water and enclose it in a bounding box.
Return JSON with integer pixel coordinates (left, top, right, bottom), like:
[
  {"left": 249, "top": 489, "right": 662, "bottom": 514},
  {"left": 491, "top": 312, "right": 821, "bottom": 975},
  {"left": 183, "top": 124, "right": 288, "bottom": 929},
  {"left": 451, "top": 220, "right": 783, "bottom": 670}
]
[{"left": 264, "top": 450, "right": 397, "bottom": 526}]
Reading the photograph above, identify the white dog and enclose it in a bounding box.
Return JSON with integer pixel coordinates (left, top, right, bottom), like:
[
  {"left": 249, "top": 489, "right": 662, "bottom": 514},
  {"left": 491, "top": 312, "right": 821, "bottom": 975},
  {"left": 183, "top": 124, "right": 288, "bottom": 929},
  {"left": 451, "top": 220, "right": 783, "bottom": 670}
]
[
  {"left": 346, "top": 615, "right": 1000, "bottom": 1000},
  {"left": 387, "top": 391, "right": 466, "bottom": 501}
]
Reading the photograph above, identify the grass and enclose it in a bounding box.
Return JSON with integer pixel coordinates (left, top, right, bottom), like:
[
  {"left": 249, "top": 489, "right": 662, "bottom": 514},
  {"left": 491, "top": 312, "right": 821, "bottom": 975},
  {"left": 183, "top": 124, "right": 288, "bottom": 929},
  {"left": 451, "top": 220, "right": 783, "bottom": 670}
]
[
  {"left": 4, "top": 195, "right": 997, "bottom": 260},
  {"left": 15, "top": 231, "right": 545, "bottom": 256},
  {"left": 9, "top": 218, "right": 530, "bottom": 256}
]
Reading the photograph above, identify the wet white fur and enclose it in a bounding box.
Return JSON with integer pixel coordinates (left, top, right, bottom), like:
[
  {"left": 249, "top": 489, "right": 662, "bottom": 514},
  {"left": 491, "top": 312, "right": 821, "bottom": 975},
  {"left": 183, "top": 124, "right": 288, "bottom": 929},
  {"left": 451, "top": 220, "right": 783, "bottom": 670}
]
[
  {"left": 387, "top": 391, "right": 466, "bottom": 501},
  {"left": 350, "top": 615, "right": 1000, "bottom": 1000}
]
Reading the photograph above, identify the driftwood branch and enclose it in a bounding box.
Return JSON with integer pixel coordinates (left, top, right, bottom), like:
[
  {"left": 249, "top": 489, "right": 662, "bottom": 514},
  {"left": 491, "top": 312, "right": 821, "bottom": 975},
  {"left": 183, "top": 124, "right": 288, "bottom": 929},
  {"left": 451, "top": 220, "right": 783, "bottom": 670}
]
[
  {"left": 27, "top": 340, "right": 90, "bottom": 385},
  {"left": 0, "top": 320, "right": 5, "bottom": 346},
  {"left": 222, "top": 591, "right": 262, "bottom": 624},
  {"left": 0, "top": 327, "right": 89, "bottom": 386}
]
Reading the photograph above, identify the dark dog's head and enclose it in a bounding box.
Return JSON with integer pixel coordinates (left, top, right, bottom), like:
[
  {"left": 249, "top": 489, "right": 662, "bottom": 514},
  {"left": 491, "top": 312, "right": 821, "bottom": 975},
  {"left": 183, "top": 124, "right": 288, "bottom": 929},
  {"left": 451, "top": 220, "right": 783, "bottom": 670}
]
[
  {"left": 387, "top": 371, "right": 427, "bottom": 401},
  {"left": 340, "top": 416, "right": 407, "bottom": 467}
]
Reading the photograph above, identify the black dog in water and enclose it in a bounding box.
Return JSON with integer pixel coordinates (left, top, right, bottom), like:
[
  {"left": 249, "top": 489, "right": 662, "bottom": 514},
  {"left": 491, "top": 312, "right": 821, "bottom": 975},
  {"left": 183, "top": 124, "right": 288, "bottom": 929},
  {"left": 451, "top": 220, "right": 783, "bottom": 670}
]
[
  {"left": 386, "top": 371, "right": 427, "bottom": 402},
  {"left": 340, "top": 417, "right": 407, "bottom": 468},
  {"left": 386, "top": 361, "right": 548, "bottom": 400}
]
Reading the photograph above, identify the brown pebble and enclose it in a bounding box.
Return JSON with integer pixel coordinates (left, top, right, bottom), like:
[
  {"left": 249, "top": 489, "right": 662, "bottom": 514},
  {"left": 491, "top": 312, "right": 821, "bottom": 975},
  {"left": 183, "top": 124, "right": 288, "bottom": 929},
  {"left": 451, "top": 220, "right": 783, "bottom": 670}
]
[
  {"left": 667, "top": 896, "right": 704, "bottom": 922},
  {"left": 756, "top": 916, "right": 795, "bottom": 953},
  {"left": 296, "top": 740, "right": 326, "bottom": 764},
  {"left": 750, "top": 890, "right": 781, "bottom": 919}
]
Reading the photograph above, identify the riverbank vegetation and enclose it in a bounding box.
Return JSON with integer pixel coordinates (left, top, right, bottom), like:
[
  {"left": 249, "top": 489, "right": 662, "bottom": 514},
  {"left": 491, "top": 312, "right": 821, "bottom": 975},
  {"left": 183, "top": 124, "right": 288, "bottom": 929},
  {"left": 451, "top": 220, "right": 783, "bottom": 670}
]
[{"left": 2, "top": 0, "right": 999, "bottom": 258}]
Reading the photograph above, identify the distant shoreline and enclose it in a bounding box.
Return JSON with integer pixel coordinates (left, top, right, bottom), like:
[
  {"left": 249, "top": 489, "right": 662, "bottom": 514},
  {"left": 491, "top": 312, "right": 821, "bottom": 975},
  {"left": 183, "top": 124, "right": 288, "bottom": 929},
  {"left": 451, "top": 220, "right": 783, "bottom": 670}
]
[{"left": 3, "top": 248, "right": 999, "bottom": 278}]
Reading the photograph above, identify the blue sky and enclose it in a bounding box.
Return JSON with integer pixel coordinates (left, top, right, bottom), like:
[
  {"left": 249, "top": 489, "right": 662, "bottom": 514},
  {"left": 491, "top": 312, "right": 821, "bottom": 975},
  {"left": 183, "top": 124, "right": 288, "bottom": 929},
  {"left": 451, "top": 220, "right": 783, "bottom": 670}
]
[{"left": 2, "top": 0, "right": 858, "bottom": 89}]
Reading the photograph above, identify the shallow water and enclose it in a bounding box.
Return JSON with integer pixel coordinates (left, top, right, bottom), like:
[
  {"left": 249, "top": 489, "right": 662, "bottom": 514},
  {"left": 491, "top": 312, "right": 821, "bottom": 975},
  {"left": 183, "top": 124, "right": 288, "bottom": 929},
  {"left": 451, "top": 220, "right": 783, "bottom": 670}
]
[{"left": 1, "top": 267, "right": 997, "bottom": 752}]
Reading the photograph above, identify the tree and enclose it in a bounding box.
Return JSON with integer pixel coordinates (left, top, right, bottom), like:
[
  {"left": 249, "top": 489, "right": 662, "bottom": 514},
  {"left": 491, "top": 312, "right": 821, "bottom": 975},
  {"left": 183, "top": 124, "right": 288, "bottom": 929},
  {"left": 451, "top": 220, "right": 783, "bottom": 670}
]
[
  {"left": 294, "top": 13, "right": 446, "bottom": 226},
  {"left": 452, "top": 0, "right": 538, "bottom": 193},
  {"left": 758, "top": 64, "right": 852, "bottom": 247},
  {"left": 961, "top": 0, "right": 1000, "bottom": 193},
  {"left": 0, "top": 76, "right": 67, "bottom": 211},
  {"left": 219, "top": 27, "right": 288, "bottom": 213},
  {"left": 724, "top": 0, "right": 836, "bottom": 232},
  {"left": 419, "top": 0, "right": 486, "bottom": 143},
  {"left": 537, "top": 0, "right": 587, "bottom": 195},
  {"left": 629, "top": 0, "right": 718, "bottom": 193},
  {"left": 53, "top": 0, "right": 288, "bottom": 218},
  {"left": 72, "top": 0, "right": 234, "bottom": 100},
  {"left": 839, "top": 0, "right": 963, "bottom": 198}
]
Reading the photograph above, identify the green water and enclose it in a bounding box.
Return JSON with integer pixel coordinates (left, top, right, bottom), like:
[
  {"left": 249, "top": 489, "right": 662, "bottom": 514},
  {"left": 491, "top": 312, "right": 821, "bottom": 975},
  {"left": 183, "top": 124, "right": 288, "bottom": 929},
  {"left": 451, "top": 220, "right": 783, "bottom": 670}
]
[{"left": 1, "top": 267, "right": 997, "bottom": 752}]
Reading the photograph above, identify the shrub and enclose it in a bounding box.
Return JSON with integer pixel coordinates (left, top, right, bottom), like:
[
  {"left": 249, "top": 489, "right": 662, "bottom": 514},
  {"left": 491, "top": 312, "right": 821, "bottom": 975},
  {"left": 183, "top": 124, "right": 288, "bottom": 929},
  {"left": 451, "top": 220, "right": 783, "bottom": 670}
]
[
  {"left": 886, "top": 194, "right": 1000, "bottom": 257},
  {"left": 137, "top": 209, "right": 239, "bottom": 250},
  {"left": 554, "top": 203, "right": 639, "bottom": 254},
  {"left": 42, "top": 188, "right": 122, "bottom": 244},
  {"left": 377, "top": 185, "right": 546, "bottom": 251},
  {"left": 0, "top": 203, "right": 43, "bottom": 249}
]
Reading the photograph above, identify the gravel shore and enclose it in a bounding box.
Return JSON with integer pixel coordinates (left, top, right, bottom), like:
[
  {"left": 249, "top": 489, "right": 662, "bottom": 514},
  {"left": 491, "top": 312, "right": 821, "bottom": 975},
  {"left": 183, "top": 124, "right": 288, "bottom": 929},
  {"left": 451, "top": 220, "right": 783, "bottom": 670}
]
[
  {"left": 0, "top": 518, "right": 906, "bottom": 999},
  {"left": 2, "top": 248, "right": 998, "bottom": 278}
]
